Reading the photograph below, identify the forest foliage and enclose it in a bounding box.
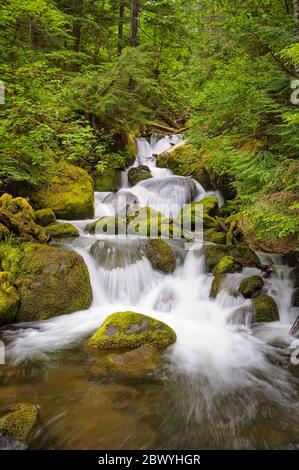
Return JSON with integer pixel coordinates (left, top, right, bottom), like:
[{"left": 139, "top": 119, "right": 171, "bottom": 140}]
[{"left": 0, "top": 0, "right": 298, "bottom": 251}]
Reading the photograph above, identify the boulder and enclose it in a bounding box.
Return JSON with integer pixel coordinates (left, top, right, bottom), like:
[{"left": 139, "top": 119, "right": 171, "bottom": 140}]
[
  {"left": 238, "top": 275, "right": 264, "bottom": 299},
  {"left": 88, "top": 311, "right": 176, "bottom": 350},
  {"left": 106, "top": 344, "right": 161, "bottom": 378},
  {"left": 93, "top": 168, "right": 120, "bottom": 192},
  {"left": 0, "top": 272, "right": 19, "bottom": 326},
  {"left": 85, "top": 216, "right": 123, "bottom": 235},
  {"left": 0, "top": 403, "right": 39, "bottom": 444},
  {"left": 45, "top": 222, "right": 79, "bottom": 238},
  {"left": 291, "top": 288, "right": 299, "bottom": 307},
  {"left": 213, "top": 256, "right": 242, "bottom": 276},
  {"left": 178, "top": 204, "right": 218, "bottom": 231},
  {"left": 15, "top": 243, "right": 92, "bottom": 321},
  {"left": 30, "top": 163, "right": 94, "bottom": 220},
  {"left": 204, "top": 228, "right": 226, "bottom": 245},
  {"left": 252, "top": 294, "right": 279, "bottom": 323},
  {"left": 145, "top": 239, "right": 176, "bottom": 274},
  {"left": 128, "top": 165, "right": 152, "bottom": 186},
  {"left": 210, "top": 276, "right": 222, "bottom": 298},
  {"left": 34, "top": 208, "right": 56, "bottom": 227},
  {"left": 195, "top": 196, "right": 219, "bottom": 216},
  {"left": 203, "top": 244, "right": 259, "bottom": 272}
]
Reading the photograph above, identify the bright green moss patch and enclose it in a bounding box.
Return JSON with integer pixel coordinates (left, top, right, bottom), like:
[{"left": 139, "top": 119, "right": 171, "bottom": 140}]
[
  {"left": 45, "top": 222, "right": 79, "bottom": 238},
  {"left": 195, "top": 196, "right": 219, "bottom": 216},
  {"left": 0, "top": 403, "right": 39, "bottom": 443},
  {"left": 85, "top": 216, "right": 123, "bottom": 235},
  {"left": 252, "top": 294, "right": 279, "bottom": 323},
  {"left": 205, "top": 228, "right": 227, "bottom": 245},
  {"left": 210, "top": 275, "right": 223, "bottom": 299},
  {"left": 203, "top": 244, "right": 259, "bottom": 272},
  {"left": 239, "top": 275, "right": 264, "bottom": 299},
  {"left": 93, "top": 167, "right": 120, "bottom": 192},
  {"left": 34, "top": 208, "right": 56, "bottom": 227},
  {"left": 88, "top": 311, "right": 177, "bottom": 350},
  {"left": 146, "top": 239, "right": 176, "bottom": 274},
  {"left": 0, "top": 271, "right": 19, "bottom": 326},
  {"left": 213, "top": 256, "right": 242, "bottom": 276}
]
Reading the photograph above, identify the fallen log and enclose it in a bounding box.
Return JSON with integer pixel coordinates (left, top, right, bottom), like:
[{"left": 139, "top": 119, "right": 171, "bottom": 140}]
[
  {"left": 150, "top": 122, "right": 186, "bottom": 134},
  {"left": 158, "top": 112, "right": 180, "bottom": 130},
  {"left": 234, "top": 257, "right": 273, "bottom": 277},
  {"left": 290, "top": 315, "right": 299, "bottom": 337}
]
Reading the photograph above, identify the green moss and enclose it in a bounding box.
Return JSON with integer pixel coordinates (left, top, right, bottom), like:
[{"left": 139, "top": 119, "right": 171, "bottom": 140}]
[
  {"left": 252, "top": 294, "right": 279, "bottom": 322},
  {"left": 213, "top": 256, "right": 242, "bottom": 276},
  {"left": 127, "top": 207, "right": 166, "bottom": 237},
  {"left": 194, "top": 196, "right": 219, "bottom": 216},
  {"left": 128, "top": 165, "right": 152, "bottom": 186},
  {"left": 239, "top": 275, "right": 264, "bottom": 299},
  {"left": 15, "top": 243, "right": 92, "bottom": 321},
  {"left": 178, "top": 204, "right": 217, "bottom": 231},
  {"left": 210, "top": 275, "right": 223, "bottom": 298},
  {"left": 0, "top": 403, "right": 39, "bottom": 443},
  {"left": 205, "top": 228, "right": 227, "bottom": 245},
  {"left": 85, "top": 216, "right": 123, "bottom": 235},
  {"left": 93, "top": 168, "right": 120, "bottom": 192},
  {"left": 0, "top": 272, "right": 19, "bottom": 326},
  {"left": 146, "top": 239, "right": 176, "bottom": 274},
  {"left": 203, "top": 244, "right": 259, "bottom": 272},
  {"left": 0, "top": 223, "right": 10, "bottom": 240},
  {"left": 88, "top": 311, "right": 176, "bottom": 350},
  {"left": 0, "top": 241, "right": 23, "bottom": 278},
  {"left": 45, "top": 222, "right": 79, "bottom": 238},
  {"left": 34, "top": 208, "right": 56, "bottom": 227},
  {"left": 30, "top": 162, "right": 94, "bottom": 220}
]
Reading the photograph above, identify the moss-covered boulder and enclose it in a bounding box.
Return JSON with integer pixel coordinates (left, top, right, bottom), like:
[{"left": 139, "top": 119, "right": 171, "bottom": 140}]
[
  {"left": 195, "top": 196, "right": 219, "bottom": 216},
  {"left": 128, "top": 165, "right": 152, "bottom": 186},
  {"left": 252, "top": 294, "right": 279, "bottom": 323},
  {"left": 145, "top": 239, "right": 176, "bottom": 274},
  {"left": 45, "top": 222, "right": 79, "bottom": 238},
  {"left": 0, "top": 272, "right": 19, "bottom": 326},
  {"left": 88, "top": 311, "right": 176, "bottom": 350},
  {"left": 0, "top": 223, "right": 9, "bottom": 240},
  {"left": 239, "top": 275, "right": 264, "bottom": 299},
  {"left": 34, "top": 208, "right": 56, "bottom": 227},
  {"left": 213, "top": 256, "right": 242, "bottom": 276},
  {"left": 127, "top": 207, "right": 166, "bottom": 237},
  {"left": 106, "top": 344, "right": 161, "bottom": 378},
  {"left": 0, "top": 403, "right": 39, "bottom": 444},
  {"left": 204, "top": 228, "right": 227, "bottom": 245},
  {"left": 203, "top": 244, "right": 259, "bottom": 272},
  {"left": 30, "top": 163, "right": 94, "bottom": 220},
  {"left": 0, "top": 194, "right": 48, "bottom": 243},
  {"left": 15, "top": 243, "right": 92, "bottom": 321},
  {"left": 210, "top": 276, "right": 223, "bottom": 299},
  {"left": 85, "top": 216, "right": 124, "bottom": 235},
  {"left": 178, "top": 204, "right": 217, "bottom": 231},
  {"left": 93, "top": 168, "right": 120, "bottom": 192},
  {"left": 291, "top": 288, "right": 299, "bottom": 307}
]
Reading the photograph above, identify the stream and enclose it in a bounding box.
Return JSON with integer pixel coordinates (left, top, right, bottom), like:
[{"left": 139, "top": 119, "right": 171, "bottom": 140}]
[{"left": 0, "top": 134, "right": 299, "bottom": 450}]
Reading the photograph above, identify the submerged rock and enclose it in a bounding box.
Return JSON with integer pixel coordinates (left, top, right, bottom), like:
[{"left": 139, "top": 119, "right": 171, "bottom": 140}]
[
  {"left": 30, "top": 163, "right": 94, "bottom": 220},
  {"left": 146, "top": 239, "right": 176, "bottom": 274},
  {"left": 15, "top": 243, "right": 92, "bottom": 321},
  {"left": 213, "top": 256, "right": 242, "bottom": 276},
  {"left": 252, "top": 294, "right": 279, "bottom": 323},
  {"left": 210, "top": 275, "right": 223, "bottom": 298},
  {"left": 0, "top": 403, "right": 39, "bottom": 444},
  {"left": 128, "top": 165, "right": 152, "bottom": 186},
  {"left": 0, "top": 272, "right": 19, "bottom": 326},
  {"left": 34, "top": 208, "right": 56, "bottom": 227},
  {"left": 88, "top": 311, "right": 176, "bottom": 350},
  {"left": 106, "top": 344, "right": 162, "bottom": 378},
  {"left": 45, "top": 222, "right": 79, "bottom": 238},
  {"left": 238, "top": 275, "right": 264, "bottom": 299}
]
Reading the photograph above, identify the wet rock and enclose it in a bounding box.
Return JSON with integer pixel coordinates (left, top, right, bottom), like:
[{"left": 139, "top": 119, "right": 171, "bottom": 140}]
[
  {"left": 88, "top": 311, "right": 176, "bottom": 350},
  {"left": 128, "top": 165, "right": 152, "bottom": 186},
  {"left": 0, "top": 272, "right": 19, "bottom": 326},
  {"left": 203, "top": 244, "right": 259, "bottom": 272},
  {"left": 194, "top": 196, "right": 219, "bottom": 216},
  {"left": 210, "top": 276, "right": 222, "bottom": 298},
  {"left": 238, "top": 275, "right": 264, "bottom": 299},
  {"left": 290, "top": 267, "right": 299, "bottom": 288},
  {"left": 178, "top": 204, "right": 218, "bottom": 231},
  {"left": 227, "top": 304, "right": 253, "bottom": 326},
  {"left": 90, "top": 239, "right": 144, "bottom": 270},
  {"left": 85, "top": 216, "right": 123, "bottom": 235},
  {"left": 34, "top": 208, "right": 56, "bottom": 227},
  {"left": 252, "top": 294, "right": 279, "bottom": 323},
  {"left": 45, "top": 222, "right": 79, "bottom": 238},
  {"left": 204, "top": 228, "right": 226, "bottom": 245},
  {"left": 291, "top": 288, "right": 299, "bottom": 307},
  {"left": 145, "top": 239, "right": 176, "bottom": 274},
  {"left": 93, "top": 168, "right": 120, "bottom": 192},
  {"left": 106, "top": 344, "right": 162, "bottom": 378},
  {"left": 0, "top": 403, "right": 39, "bottom": 444},
  {"left": 213, "top": 256, "right": 242, "bottom": 276}
]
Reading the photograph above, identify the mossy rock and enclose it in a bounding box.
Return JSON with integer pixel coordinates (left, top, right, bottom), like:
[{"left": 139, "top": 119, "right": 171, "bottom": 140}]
[
  {"left": 195, "top": 196, "right": 219, "bottom": 216},
  {"left": 205, "top": 228, "right": 227, "bottom": 245},
  {"left": 0, "top": 223, "right": 9, "bottom": 241},
  {"left": 203, "top": 244, "right": 259, "bottom": 272},
  {"left": 128, "top": 165, "right": 152, "bottom": 186},
  {"left": 15, "top": 243, "right": 92, "bottom": 321},
  {"left": 106, "top": 344, "right": 161, "bottom": 378},
  {"left": 178, "top": 204, "right": 217, "bottom": 231},
  {"left": 34, "top": 208, "right": 56, "bottom": 227},
  {"left": 0, "top": 194, "right": 48, "bottom": 243},
  {"left": 88, "top": 311, "right": 176, "bottom": 350},
  {"left": 127, "top": 207, "right": 166, "bottom": 237},
  {"left": 45, "top": 222, "right": 79, "bottom": 238},
  {"left": 210, "top": 276, "right": 223, "bottom": 299},
  {"left": 291, "top": 288, "right": 299, "bottom": 307},
  {"left": 0, "top": 403, "right": 39, "bottom": 443},
  {"left": 85, "top": 216, "right": 123, "bottom": 235},
  {"left": 0, "top": 272, "right": 19, "bottom": 326},
  {"left": 213, "top": 256, "right": 242, "bottom": 276},
  {"left": 30, "top": 163, "right": 94, "bottom": 220},
  {"left": 145, "top": 239, "right": 176, "bottom": 274},
  {"left": 252, "top": 294, "right": 279, "bottom": 323},
  {"left": 93, "top": 168, "right": 120, "bottom": 192},
  {"left": 238, "top": 275, "right": 264, "bottom": 299}
]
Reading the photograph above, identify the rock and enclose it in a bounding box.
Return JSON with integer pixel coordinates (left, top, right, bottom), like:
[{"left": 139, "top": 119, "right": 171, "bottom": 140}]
[
  {"left": 145, "top": 239, "right": 176, "bottom": 274},
  {"left": 178, "top": 204, "right": 218, "bottom": 231},
  {"left": 93, "top": 168, "right": 120, "bottom": 192},
  {"left": 0, "top": 272, "right": 19, "bottom": 326},
  {"left": 239, "top": 275, "right": 264, "bottom": 299},
  {"left": 127, "top": 207, "right": 166, "bottom": 237},
  {"left": 30, "top": 163, "right": 94, "bottom": 220},
  {"left": 195, "top": 196, "right": 219, "bottom": 216},
  {"left": 204, "top": 228, "right": 226, "bottom": 245},
  {"left": 213, "top": 256, "right": 242, "bottom": 276},
  {"left": 290, "top": 267, "right": 299, "bottom": 288},
  {"left": 203, "top": 244, "right": 259, "bottom": 272},
  {"left": 128, "top": 165, "right": 152, "bottom": 186},
  {"left": 291, "top": 288, "right": 299, "bottom": 307},
  {"left": 88, "top": 311, "right": 176, "bottom": 350},
  {"left": 15, "top": 243, "right": 92, "bottom": 321},
  {"left": 210, "top": 276, "right": 222, "bottom": 298},
  {"left": 34, "top": 208, "right": 56, "bottom": 227},
  {"left": 0, "top": 403, "right": 39, "bottom": 443},
  {"left": 85, "top": 216, "right": 123, "bottom": 235},
  {"left": 252, "top": 294, "right": 279, "bottom": 323},
  {"left": 90, "top": 239, "right": 144, "bottom": 270},
  {"left": 45, "top": 222, "right": 79, "bottom": 238},
  {"left": 106, "top": 344, "right": 161, "bottom": 378}
]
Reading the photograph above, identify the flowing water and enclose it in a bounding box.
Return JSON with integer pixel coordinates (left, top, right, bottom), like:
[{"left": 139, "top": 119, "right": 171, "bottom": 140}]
[{"left": 0, "top": 135, "right": 299, "bottom": 450}]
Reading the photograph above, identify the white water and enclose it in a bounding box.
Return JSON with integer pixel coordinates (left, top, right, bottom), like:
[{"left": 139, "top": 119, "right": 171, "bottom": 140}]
[{"left": 3, "top": 135, "right": 299, "bottom": 399}]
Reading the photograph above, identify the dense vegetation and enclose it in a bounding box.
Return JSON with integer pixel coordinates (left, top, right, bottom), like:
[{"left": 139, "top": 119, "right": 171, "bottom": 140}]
[{"left": 0, "top": 0, "right": 298, "bottom": 252}]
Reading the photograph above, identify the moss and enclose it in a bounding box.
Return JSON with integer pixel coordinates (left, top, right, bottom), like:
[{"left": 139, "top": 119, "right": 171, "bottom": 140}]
[
  {"left": 252, "top": 294, "right": 279, "bottom": 323},
  {"left": 203, "top": 244, "right": 259, "bottom": 272},
  {"left": 0, "top": 242, "right": 23, "bottom": 278},
  {"left": 85, "top": 216, "right": 123, "bottom": 235},
  {"left": 195, "top": 196, "right": 219, "bottom": 216},
  {"left": 213, "top": 256, "right": 242, "bottom": 276},
  {"left": 0, "top": 223, "right": 9, "bottom": 241},
  {"left": 127, "top": 207, "right": 166, "bottom": 237},
  {"left": 210, "top": 275, "right": 223, "bottom": 298},
  {"left": 239, "top": 275, "right": 264, "bottom": 299},
  {"left": 29, "top": 162, "right": 94, "bottom": 220},
  {"left": 146, "top": 239, "right": 176, "bottom": 274},
  {"left": 15, "top": 243, "right": 92, "bottom": 321},
  {"left": 45, "top": 222, "right": 79, "bottom": 238},
  {"left": 0, "top": 403, "right": 39, "bottom": 443},
  {"left": 88, "top": 311, "right": 176, "bottom": 350},
  {"left": 106, "top": 344, "right": 161, "bottom": 378},
  {"left": 128, "top": 165, "right": 152, "bottom": 186},
  {"left": 93, "top": 168, "right": 120, "bottom": 192},
  {"left": 34, "top": 208, "right": 56, "bottom": 227},
  {"left": 205, "top": 228, "right": 227, "bottom": 245},
  {"left": 0, "top": 272, "right": 19, "bottom": 326},
  {"left": 178, "top": 204, "right": 217, "bottom": 231}
]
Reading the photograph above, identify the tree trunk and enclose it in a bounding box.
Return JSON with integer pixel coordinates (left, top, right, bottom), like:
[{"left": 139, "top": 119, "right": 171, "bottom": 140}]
[
  {"left": 293, "top": 0, "right": 299, "bottom": 20},
  {"left": 72, "top": 22, "right": 81, "bottom": 52},
  {"left": 130, "top": 0, "right": 140, "bottom": 47},
  {"left": 118, "top": 0, "right": 125, "bottom": 55}
]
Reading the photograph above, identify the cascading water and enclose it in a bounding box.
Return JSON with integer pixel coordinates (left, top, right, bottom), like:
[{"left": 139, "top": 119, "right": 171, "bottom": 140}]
[{"left": 1, "top": 134, "right": 299, "bottom": 450}]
